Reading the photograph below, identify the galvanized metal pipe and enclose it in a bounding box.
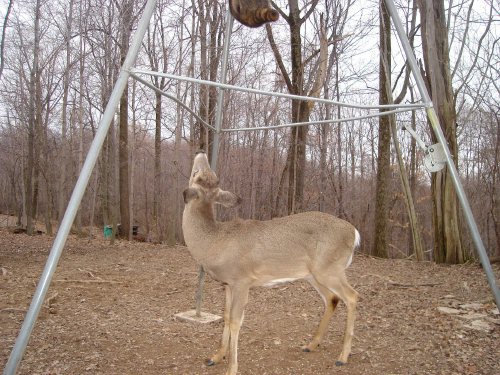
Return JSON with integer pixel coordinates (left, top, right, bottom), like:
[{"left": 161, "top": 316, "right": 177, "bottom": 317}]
[
  {"left": 131, "top": 68, "right": 424, "bottom": 111},
  {"left": 194, "top": 8, "right": 235, "bottom": 318},
  {"left": 210, "top": 8, "right": 234, "bottom": 170},
  {"left": 221, "top": 107, "right": 416, "bottom": 132},
  {"left": 130, "top": 72, "right": 215, "bottom": 131},
  {"left": 2, "top": 1, "right": 158, "bottom": 373},
  {"left": 384, "top": 0, "right": 500, "bottom": 309}
]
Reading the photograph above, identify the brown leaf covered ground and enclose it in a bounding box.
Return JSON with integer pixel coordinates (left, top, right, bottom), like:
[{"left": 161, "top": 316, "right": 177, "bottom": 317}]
[{"left": 1, "top": 225, "right": 499, "bottom": 375}]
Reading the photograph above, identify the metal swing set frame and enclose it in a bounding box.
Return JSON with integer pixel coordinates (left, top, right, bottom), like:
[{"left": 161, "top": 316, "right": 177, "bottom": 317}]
[{"left": 4, "top": 0, "right": 499, "bottom": 373}]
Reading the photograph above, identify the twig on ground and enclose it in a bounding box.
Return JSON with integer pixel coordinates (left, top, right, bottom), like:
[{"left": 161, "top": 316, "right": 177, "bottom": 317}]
[
  {"left": 1, "top": 307, "right": 26, "bottom": 313},
  {"left": 43, "top": 292, "right": 58, "bottom": 308},
  {"left": 359, "top": 273, "right": 441, "bottom": 288},
  {"left": 54, "top": 279, "right": 123, "bottom": 284},
  {"left": 77, "top": 268, "right": 97, "bottom": 278}
]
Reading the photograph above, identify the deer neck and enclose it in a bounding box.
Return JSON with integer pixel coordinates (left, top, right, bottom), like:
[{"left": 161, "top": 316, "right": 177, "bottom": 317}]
[{"left": 182, "top": 201, "right": 219, "bottom": 250}]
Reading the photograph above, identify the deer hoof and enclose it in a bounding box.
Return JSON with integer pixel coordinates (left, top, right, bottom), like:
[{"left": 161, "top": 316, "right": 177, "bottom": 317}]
[
  {"left": 302, "top": 343, "right": 318, "bottom": 352},
  {"left": 205, "top": 359, "right": 216, "bottom": 366},
  {"left": 335, "top": 360, "right": 345, "bottom": 366}
]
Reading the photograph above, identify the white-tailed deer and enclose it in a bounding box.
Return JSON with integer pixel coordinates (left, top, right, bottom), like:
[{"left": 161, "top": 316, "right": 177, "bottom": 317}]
[
  {"left": 228, "top": 0, "right": 279, "bottom": 28},
  {"left": 182, "top": 151, "right": 359, "bottom": 375}
]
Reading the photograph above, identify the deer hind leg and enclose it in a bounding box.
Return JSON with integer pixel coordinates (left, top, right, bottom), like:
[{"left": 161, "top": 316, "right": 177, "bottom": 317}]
[
  {"left": 207, "top": 285, "right": 232, "bottom": 366},
  {"left": 315, "top": 273, "right": 358, "bottom": 366},
  {"left": 302, "top": 277, "right": 340, "bottom": 352}
]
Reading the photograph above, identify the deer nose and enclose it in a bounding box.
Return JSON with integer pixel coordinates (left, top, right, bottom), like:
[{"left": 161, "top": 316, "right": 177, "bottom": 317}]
[{"left": 192, "top": 151, "right": 211, "bottom": 171}]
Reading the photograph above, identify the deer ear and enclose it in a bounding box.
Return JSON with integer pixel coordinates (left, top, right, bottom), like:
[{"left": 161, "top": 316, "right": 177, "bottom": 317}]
[
  {"left": 183, "top": 188, "right": 199, "bottom": 203},
  {"left": 215, "top": 189, "right": 242, "bottom": 208}
]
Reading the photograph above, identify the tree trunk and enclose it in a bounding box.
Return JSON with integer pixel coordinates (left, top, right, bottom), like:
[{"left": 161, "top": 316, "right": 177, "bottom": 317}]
[
  {"left": 390, "top": 119, "right": 424, "bottom": 260},
  {"left": 153, "top": 90, "right": 162, "bottom": 241},
  {"left": 372, "top": 0, "right": 391, "bottom": 258},
  {"left": 335, "top": 60, "right": 345, "bottom": 219},
  {"left": 196, "top": 0, "right": 210, "bottom": 152},
  {"left": 267, "top": 0, "right": 325, "bottom": 214},
  {"left": 58, "top": 0, "right": 74, "bottom": 223},
  {"left": 25, "top": 0, "right": 42, "bottom": 235},
  {"left": 492, "top": 111, "right": 500, "bottom": 257},
  {"left": 287, "top": 0, "right": 306, "bottom": 214},
  {"left": 118, "top": 0, "right": 134, "bottom": 240},
  {"left": 418, "top": 0, "right": 463, "bottom": 263},
  {"left": 377, "top": 0, "right": 424, "bottom": 261}
]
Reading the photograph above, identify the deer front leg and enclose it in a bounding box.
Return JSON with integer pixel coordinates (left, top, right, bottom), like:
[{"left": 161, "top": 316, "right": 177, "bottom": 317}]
[
  {"left": 225, "top": 285, "right": 249, "bottom": 375},
  {"left": 207, "top": 285, "right": 232, "bottom": 366}
]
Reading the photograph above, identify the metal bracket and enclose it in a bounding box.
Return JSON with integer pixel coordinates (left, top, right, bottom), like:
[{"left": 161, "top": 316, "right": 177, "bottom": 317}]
[
  {"left": 402, "top": 126, "right": 446, "bottom": 172},
  {"left": 423, "top": 143, "right": 446, "bottom": 172}
]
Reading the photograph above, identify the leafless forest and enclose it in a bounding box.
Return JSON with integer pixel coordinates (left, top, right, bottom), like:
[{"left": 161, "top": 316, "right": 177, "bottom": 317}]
[{"left": 0, "top": 0, "right": 498, "bottom": 262}]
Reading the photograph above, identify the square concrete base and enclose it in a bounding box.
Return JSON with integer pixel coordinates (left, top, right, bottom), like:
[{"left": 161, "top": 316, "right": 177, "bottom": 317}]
[{"left": 174, "top": 310, "right": 223, "bottom": 324}]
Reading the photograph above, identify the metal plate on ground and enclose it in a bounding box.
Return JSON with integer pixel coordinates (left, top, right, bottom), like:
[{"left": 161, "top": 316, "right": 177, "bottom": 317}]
[{"left": 174, "top": 310, "right": 223, "bottom": 324}]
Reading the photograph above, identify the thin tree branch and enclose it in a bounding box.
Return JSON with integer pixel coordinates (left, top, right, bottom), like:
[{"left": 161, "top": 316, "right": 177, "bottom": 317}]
[
  {"left": 270, "top": 0, "right": 289, "bottom": 23},
  {"left": 299, "top": 0, "right": 319, "bottom": 26},
  {"left": 451, "top": 0, "right": 474, "bottom": 79},
  {"left": 453, "top": 1, "right": 493, "bottom": 102},
  {"left": 265, "top": 23, "right": 293, "bottom": 92},
  {"left": 393, "top": 0, "right": 418, "bottom": 104}
]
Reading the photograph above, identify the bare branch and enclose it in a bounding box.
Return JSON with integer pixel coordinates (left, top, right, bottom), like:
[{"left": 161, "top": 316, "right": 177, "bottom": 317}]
[
  {"left": 453, "top": 1, "right": 494, "bottom": 102},
  {"left": 299, "top": 0, "right": 319, "bottom": 26},
  {"left": 307, "top": 14, "right": 328, "bottom": 102},
  {"left": 270, "top": 0, "right": 289, "bottom": 23},
  {"left": 0, "top": 0, "right": 14, "bottom": 79},
  {"left": 265, "top": 23, "right": 293, "bottom": 92}
]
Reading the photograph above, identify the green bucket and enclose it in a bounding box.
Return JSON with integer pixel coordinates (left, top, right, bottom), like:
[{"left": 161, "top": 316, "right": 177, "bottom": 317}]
[{"left": 103, "top": 225, "right": 113, "bottom": 238}]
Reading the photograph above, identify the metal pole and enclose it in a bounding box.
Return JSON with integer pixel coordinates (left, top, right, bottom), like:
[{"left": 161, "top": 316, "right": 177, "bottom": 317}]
[
  {"left": 3, "top": 1, "right": 158, "bottom": 373},
  {"left": 130, "top": 72, "right": 216, "bottom": 131},
  {"left": 131, "top": 68, "right": 423, "bottom": 111},
  {"left": 384, "top": 0, "right": 500, "bottom": 309},
  {"left": 195, "top": 8, "right": 234, "bottom": 318},
  {"left": 210, "top": 8, "right": 234, "bottom": 170}
]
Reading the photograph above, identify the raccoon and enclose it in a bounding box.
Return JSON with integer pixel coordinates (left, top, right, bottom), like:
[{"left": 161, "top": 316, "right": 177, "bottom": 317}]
[{"left": 229, "top": 0, "right": 279, "bottom": 28}]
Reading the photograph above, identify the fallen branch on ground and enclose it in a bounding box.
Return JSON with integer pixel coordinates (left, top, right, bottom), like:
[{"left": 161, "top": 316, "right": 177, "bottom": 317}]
[
  {"left": 359, "top": 273, "right": 441, "bottom": 288},
  {"left": 1, "top": 307, "right": 25, "bottom": 313},
  {"left": 54, "top": 279, "right": 123, "bottom": 284}
]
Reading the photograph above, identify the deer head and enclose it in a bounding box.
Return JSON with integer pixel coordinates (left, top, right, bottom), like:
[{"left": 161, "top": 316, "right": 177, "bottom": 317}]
[{"left": 183, "top": 150, "right": 241, "bottom": 211}]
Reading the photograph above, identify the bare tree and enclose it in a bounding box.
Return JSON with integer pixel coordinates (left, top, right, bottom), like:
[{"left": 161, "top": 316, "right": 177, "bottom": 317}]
[
  {"left": 58, "top": 0, "right": 75, "bottom": 224},
  {"left": 374, "top": 0, "right": 423, "bottom": 260},
  {"left": 266, "top": 0, "right": 327, "bottom": 214},
  {"left": 192, "top": 0, "right": 224, "bottom": 154},
  {"left": 24, "top": 0, "right": 42, "bottom": 235},
  {"left": 144, "top": 0, "right": 171, "bottom": 242},
  {"left": 372, "top": 0, "right": 392, "bottom": 258},
  {"left": 116, "top": 0, "right": 135, "bottom": 240},
  {"left": 0, "top": 0, "right": 14, "bottom": 79},
  {"left": 418, "top": 0, "right": 463, "bottom": 263}
]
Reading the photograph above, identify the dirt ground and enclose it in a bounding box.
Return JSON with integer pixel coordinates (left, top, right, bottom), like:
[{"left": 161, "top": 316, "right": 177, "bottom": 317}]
[{"left": 1, "top": 223, "right": 499, "bottom": 375}]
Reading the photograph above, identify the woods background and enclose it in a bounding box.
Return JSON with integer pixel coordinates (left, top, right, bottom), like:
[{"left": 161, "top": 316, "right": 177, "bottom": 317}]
[{"left": 0, "top": 0, "right": 498, "bottom": 262}]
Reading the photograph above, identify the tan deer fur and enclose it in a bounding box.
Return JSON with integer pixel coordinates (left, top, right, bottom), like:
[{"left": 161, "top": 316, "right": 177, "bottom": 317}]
[
  {"left": 229, "top": 0, "right": 279, "bottom": 28},
  {"left": 182, "top": 151, "right": 359, "bottom": 375}
]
